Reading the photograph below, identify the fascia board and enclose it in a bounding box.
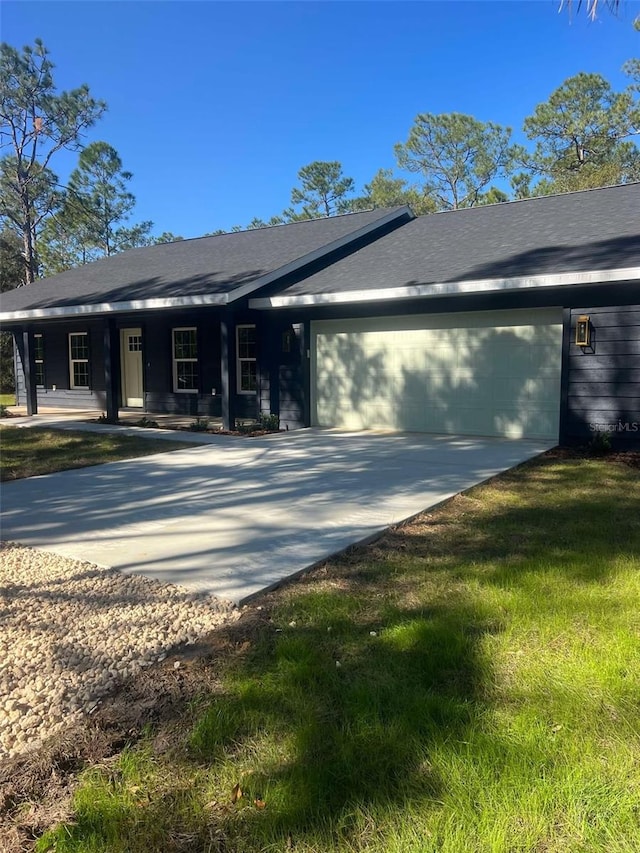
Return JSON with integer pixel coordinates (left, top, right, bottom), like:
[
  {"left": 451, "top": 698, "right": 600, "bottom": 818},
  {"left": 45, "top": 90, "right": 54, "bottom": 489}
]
[
  {"left": 248, "top": 266, "right": 640, "bottom": 309},
  {"left": 0, "top": 293, "right": 229, "bottom": 322}
]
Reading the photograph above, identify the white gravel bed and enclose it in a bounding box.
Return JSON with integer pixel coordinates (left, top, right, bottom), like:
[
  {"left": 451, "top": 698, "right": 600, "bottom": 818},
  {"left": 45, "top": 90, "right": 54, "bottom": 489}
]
[{"left": 0, "top": 541, "right": 239, "bottom": 762}]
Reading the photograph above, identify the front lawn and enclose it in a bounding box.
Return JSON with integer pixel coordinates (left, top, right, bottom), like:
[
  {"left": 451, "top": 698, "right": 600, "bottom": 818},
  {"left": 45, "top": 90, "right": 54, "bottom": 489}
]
[
  {"left": 25, "top": 452, "right": 640, "bottom": 852},
  {"left": 0, "top": 426, "right": 193, "bottom": 480}
]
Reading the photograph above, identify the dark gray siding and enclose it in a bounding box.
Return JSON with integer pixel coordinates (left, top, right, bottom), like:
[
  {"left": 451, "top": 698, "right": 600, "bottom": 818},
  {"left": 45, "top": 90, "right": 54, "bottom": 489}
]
[
  {"left": 15, "top": 321, "right": 106, "bottom": 410},
  {"left": 256, "top": 319, "right": 306, "bottom": 430},
  {"left": 563, "top": 305, "right": 640, "bottom": 446},
  {"left": 13, "top": 312, "right": 262, "bottom": 421},
  {"left": 142, "top": 311, "right": 224, "bottom": 417},
  {"left": 277, "top": 322, "right": 307, "bottom": 430}
]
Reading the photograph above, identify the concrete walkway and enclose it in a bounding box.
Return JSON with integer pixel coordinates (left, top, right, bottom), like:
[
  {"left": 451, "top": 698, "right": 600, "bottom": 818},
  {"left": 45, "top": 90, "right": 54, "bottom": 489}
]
[{"left": 1, "top": 427, "right": 552, "bottom": 603}]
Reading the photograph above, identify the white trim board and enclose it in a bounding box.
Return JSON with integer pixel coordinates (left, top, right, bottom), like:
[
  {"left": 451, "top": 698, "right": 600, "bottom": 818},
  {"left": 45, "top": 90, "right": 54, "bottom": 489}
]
[{"left": 249, "top": 266, "right": 640, "bottom": 309}]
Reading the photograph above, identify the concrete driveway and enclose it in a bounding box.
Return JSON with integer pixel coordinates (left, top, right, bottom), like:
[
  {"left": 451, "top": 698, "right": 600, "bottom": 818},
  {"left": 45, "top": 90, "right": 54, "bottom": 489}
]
[{"left": 0, "top": 429, "right": 551, "bottom": 603}]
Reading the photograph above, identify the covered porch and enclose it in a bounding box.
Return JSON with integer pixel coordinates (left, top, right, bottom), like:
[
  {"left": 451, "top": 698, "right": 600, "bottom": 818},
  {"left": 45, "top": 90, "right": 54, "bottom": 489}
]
[{"left": 9, "top": 310, "right": 308, "bottom": 432}]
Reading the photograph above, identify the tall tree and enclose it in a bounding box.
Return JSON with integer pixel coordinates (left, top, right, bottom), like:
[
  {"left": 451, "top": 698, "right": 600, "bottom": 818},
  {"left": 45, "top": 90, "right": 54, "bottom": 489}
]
[
  {"left": 350, "top": 168, "right": 437, "bottom": 215},
  {"left": 289, "top": 161, "right": 355, "bottom": 218},
  {"left": 67, "top": 141, "right": 136, "bottom": 256},
  {"left": 0, "top": 156, "right": 62, "bottom": 274},
  {"left": 0, "top": 39, "right": 106, "bottom": 284},
  {"left": 113, "top": 219, "right": 154, "bottom": 251},
  {"left": 395, "top": 113, "right": 517, "bottom": 210},
  {"left": 623, "top": 17, "right": 640, "bottom": 93},
  {"left": 0, "top": 228, "right": 23, "bottom": 391},
  {"left": 522, "top": 72, "right": 640, "bottom": 193},
  {"left": 38, "top": 202, "right": 95, "bottom": 274},
  {"left": 39, "top": 142, "right": 153, "bottom": 273},
  {"left": 154, "top": 231, "right": 184, "bottom": 244},
  {"left": 477, "top": 186, "right": 509, "bottom": 205}
]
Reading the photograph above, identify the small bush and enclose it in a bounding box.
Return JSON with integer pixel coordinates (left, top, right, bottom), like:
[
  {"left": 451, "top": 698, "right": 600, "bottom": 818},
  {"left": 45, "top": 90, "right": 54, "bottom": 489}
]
[
  {"left": 0, "top": 403, "right": 11, "bottom": 418},
  {"left": 189, "top": 416, "right": 210, "bottom": 432},
  {"left": 134, "top": 417, "right": 159, "bottom": 428},
  {"left": 235, "top": 414, "right": 280, "bottom": 434},
  {"left": 259, "top": 412, "right": 280, "bottom": 431},
  {"left": 588, "top": 430, "right": 612, "bottom": 456}
]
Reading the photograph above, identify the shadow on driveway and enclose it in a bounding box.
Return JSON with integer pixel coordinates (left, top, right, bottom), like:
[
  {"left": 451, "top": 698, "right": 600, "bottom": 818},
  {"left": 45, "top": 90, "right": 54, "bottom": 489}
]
[{"left": 0, "top": 430, "right": 551, "bottom": 602}]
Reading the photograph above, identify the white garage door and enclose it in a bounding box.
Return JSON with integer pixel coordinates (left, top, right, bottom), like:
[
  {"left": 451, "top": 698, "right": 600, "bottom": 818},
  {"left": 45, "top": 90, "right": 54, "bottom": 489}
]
[{"left": 311, "top": 309, "right": 562, "bottom": 440}]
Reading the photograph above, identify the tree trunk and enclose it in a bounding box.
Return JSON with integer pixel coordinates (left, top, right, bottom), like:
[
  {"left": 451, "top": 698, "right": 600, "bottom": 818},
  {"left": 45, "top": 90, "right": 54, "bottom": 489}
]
[
  {"left": 19, "top": 181, "right": 37, "bottom": 285},
  {"left": 21, "top": 219, "right": 37, "bottom": 285}
]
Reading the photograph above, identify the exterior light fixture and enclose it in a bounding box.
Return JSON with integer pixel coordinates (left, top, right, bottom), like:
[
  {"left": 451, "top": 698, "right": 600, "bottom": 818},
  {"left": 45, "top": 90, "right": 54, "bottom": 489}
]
[{"left": 575, "top": 315, "right": 591, "bottom": 347}]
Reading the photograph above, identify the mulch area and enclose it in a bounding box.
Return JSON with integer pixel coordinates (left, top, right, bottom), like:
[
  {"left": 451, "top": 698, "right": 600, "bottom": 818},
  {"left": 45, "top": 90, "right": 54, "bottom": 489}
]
[{"left": 543, "top": 445, "right": 640, "bottom": 469}]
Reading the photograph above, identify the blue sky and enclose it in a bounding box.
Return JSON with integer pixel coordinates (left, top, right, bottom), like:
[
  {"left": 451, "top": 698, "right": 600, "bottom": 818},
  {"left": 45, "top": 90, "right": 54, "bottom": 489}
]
[{"left": 3, "top": 1, "right": 639, "bottom": 237}]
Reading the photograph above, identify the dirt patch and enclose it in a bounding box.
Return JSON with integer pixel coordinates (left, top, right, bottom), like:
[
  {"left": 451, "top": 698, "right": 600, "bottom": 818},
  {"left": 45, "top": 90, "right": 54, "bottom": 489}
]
[{"left": 542, "top": 445, "right": 640, "bottom": 469}]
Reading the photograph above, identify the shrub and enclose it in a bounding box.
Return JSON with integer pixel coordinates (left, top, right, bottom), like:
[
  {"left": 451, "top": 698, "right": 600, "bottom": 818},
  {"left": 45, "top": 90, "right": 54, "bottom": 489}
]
[
  {"left": 588, "top": 430, "right": 612, "bottom": 456},
  {"left": 259, "top": 412, "right": 280, "bottom": 431},
  {"left": 189, "top": 417, "right": 210, "bottom": 432}
]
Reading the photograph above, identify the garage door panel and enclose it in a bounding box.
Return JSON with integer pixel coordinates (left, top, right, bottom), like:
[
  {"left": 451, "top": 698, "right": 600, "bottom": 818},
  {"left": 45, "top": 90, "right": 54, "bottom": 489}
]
[{"left": 312, "top": 310, "right": 562, "bottom": 440}]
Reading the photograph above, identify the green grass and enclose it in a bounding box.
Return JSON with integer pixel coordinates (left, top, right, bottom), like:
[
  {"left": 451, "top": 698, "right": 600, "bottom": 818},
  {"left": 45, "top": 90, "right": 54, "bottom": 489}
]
[
  {"left": 0, "top": 426, "right": 192, "bottom": 480},
  {"left": 0, "top": 392, "right": 15, "bottom": 407},
  {"left": 37, "top": 455, "right": 640, "bottom": 853}
]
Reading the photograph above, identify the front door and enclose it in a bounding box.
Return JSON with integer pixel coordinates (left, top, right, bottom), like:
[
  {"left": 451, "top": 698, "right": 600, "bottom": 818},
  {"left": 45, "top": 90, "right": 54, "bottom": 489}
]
[{"left": 120, "top": 328, "right": 144, "bottom": 407}]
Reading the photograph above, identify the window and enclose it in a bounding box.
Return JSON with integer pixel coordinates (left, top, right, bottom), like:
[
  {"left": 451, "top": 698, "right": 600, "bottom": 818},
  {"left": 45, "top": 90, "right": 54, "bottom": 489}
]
[
  {"left": 128, "top": 334, "right": 142, "bottom": 352},
  {"left": 173, "top": 327, "right": 198, "bottom": 392},
  {"left": 34, "top": 334, "right": 45, "bottom": 387},
  {"left": 68, "top": 332, "right": 90, "bottom": 389},
  {"left": 237, "top": 324, "right": 257, "bottom": 393}
]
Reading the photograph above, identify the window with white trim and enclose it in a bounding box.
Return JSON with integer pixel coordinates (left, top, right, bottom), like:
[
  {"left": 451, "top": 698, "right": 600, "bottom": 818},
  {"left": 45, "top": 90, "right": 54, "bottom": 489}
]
[
  {"left": 34, "top": 334, "right": 45, "bottom": 387},
  {"left": 172, "top": 327, "right": 198, "bottom": 392},
  {"left": 237, "top": 324, "right": 257, "bottom": 393},
  {"left": 68, "top": 332, "right": 90, "bottom": 389}
]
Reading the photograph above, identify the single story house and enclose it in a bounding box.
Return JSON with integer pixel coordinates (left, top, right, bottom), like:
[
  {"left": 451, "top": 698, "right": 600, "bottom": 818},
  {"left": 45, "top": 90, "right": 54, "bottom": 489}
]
[{"left": 1, "top": 183, "right": 639, "bottom": 446}]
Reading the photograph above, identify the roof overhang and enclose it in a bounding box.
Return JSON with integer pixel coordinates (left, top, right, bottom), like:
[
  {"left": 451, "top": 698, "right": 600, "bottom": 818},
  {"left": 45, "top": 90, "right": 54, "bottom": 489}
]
[
  {"left": 248, "top": 266, "right": 640, "bottom": 309},
  {"left": 0, "top": 206, "right": 413, "bottom": 323},
  {"left": 0, "top": 293, "right": 229, "bottom": 322}
]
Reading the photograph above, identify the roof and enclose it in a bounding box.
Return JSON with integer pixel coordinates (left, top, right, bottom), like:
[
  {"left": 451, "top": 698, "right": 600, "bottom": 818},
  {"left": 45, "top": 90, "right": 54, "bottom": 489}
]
[
  {"left": 0, "top": 206, "right": 411, "bottom": 320},
  {"left": 251, "top": 183, "right": 640, "bottom": 308}
]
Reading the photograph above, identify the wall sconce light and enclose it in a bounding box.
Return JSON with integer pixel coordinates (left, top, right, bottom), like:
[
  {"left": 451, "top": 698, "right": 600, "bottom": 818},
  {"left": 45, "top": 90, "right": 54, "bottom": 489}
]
[
  {"left": 282, "top": 329, "right": 293, "bottom": 353},
  {"left": 575, "top": 315, "right": 591, "bottom": 347}
]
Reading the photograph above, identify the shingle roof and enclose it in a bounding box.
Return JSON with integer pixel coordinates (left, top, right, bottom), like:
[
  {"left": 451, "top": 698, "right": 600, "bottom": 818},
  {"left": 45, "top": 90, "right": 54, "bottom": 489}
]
[
  {"left": 0, "top": 207, "right": 408, "bottom": 316},
  {"left": 263, "top": 183, "right": 640, "bottom": 300}
]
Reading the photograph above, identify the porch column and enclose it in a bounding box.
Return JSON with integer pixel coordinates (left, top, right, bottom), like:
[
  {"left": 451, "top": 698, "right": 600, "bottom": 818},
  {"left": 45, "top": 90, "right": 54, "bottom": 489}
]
[
  {"left": 268, "top": 320, "right": 280, "bottom": 417},
  {"left": 220, "top": 309, "right": 237, "bottom": 431},
  {"left": 103, "top": 318, "right": 120, "bottom": 422},
  {"left": 299, "top": 319, "right": 311, "bottom": 427},
  {"left": 22, "top": 329, "right": 38, "bottom": 416}
]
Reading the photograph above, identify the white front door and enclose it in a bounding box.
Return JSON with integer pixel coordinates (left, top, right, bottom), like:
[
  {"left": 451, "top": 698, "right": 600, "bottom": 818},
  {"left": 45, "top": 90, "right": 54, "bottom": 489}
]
[{"left": 120, "top": 328, "right": 144, "bottom": 407}]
